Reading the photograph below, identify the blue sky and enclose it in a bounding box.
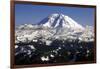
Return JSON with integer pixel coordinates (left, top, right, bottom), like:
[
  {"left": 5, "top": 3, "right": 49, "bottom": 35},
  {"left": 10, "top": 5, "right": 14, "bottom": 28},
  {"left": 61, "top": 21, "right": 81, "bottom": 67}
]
[{"left": 15, "top": 4, "right": 95, "bottom": 27}]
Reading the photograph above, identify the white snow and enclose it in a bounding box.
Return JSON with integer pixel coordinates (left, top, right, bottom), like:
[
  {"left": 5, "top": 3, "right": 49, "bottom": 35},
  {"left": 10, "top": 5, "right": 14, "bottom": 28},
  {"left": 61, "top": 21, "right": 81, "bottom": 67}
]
[
  {"left": 28, "top": 45, "right": 35, "bottom": 50},
  {"left": 27, "top": 50, "right": 31, "bottom": 55},
  {"left": 87, "top": 50, "right": 90, "bottom": 53},
  {"left": 41, "top": 56, "right": 49, "bottom": 61},
  {"left": 45, "top": 40, "right": 52, "bottom": 45},
  {"left": 15, "top": 13, "right": 94, "bottom": 43},
  {"left": 33, "top": 39, "right": 37, "bottom": 42},
  {"left": 42, "top": 13, "right": 84, "bottom": 31},
  {"left": 58, "top": 47, "right": 61, "bottom": 50},
  {"left": 50, "top": 54, "right": 54, "bottom": 58},
  {"left": 15, "top": 45, "right": 18, "bottom": 49},
  {"left": 17, "top": 36, "right": 27, "bottom": 43}
]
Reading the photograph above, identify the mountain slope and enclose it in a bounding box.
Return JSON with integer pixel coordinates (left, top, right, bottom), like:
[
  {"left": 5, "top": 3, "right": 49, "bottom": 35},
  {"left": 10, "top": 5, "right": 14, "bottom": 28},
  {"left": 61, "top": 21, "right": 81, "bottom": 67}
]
[{"left": 39, "top": 13, "right": 84, "bottom": 31}]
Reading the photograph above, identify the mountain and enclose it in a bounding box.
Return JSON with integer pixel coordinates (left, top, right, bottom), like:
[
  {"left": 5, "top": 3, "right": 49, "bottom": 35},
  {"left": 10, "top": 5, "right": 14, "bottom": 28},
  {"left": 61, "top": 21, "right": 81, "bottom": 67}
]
[
  {"left": 16, "top": 24, "right": 34, "bottom": 30},
  {"left": 15, "top": 13, "right": 94, "bottom": 43},
  {"left": 38, "top": 13, "right": 84, "bottom": 31},
  {"left": 15, "top": 13, "right": 95, "bottom": 65}
]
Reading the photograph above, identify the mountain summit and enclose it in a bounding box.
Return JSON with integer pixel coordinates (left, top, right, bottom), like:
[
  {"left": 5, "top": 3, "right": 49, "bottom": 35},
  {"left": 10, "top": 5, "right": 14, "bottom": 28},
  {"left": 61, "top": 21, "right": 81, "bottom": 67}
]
[{"left": 39, "top": 13, "right": 84, "bottom": 31}]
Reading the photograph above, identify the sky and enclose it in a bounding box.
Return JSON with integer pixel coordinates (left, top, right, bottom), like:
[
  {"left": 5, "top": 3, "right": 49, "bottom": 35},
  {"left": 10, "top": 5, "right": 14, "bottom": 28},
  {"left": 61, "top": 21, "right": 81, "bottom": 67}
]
[{"left": 15, "top": 3, "right": 95, "bottom": 27}]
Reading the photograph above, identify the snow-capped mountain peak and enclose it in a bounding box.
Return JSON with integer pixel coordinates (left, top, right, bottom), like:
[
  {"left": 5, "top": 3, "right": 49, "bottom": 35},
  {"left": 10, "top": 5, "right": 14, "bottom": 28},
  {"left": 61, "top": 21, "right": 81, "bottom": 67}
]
[
  {"left": 39, "top": 13, "right": 84, "bottom": 31},
  {"left": 15, "top": 13, "right": 94, "bottom": 43}
]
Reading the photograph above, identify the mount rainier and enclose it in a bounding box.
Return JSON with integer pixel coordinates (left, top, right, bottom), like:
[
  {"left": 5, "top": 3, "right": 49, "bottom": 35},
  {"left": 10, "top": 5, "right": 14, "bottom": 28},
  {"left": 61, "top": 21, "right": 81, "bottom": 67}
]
[{"left": 15, "top": 13, "right": 94, "bottom": 44}]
